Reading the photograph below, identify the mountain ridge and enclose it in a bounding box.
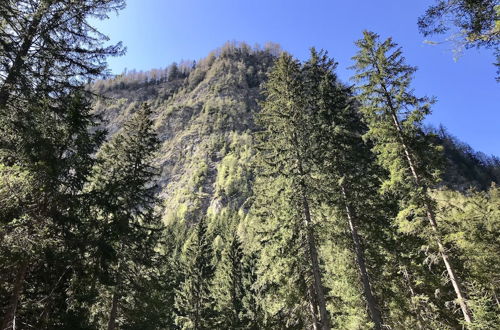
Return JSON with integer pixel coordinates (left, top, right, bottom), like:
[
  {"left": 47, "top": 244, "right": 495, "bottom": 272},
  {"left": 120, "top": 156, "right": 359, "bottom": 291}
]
[{"left": 93, "top": 42, "right": 279, "bottom": 225}]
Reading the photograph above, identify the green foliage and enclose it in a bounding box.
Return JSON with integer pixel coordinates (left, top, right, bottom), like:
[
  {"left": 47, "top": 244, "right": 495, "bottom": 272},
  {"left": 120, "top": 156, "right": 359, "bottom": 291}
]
[
  {"left": 0, "top": 93, "right": 104, "bottom": 329},
  {"left": 350, "top": 30, "right": 443, "bottom": 234},
  {"left": 418, "top": 0, "right": 499, "bottom": 80},
  {"left": 435, "top": 186, "right": 500, "bottom": 328},
  {"left": 85, "top": 103, "right": 163, "bottom": 328},
  {"left": 351, "top": 30, "right": 485, "bottom": 326},
  {"left": 251, "top": 52, "right": 330, "bottom": 328},
  {"left": 212, "top": 233, "right": 255, "bottom": 328},
  {"left": 0, "top": 0, "right": 125, "bottom": 108},
  {"left": 431, "top": 125, "right": 500, "bottom": 190},
  {"left": 419, "top": 0, "right": 499, "bottom": 43},
  {"left": 175, "top": 218, "right": 217, "bottom": 329}
]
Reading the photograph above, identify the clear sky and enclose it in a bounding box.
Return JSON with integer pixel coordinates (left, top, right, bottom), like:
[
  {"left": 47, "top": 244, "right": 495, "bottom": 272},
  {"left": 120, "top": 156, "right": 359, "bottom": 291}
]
[{"left": 93, "top": 0, "right": 499, "bottom": 156}]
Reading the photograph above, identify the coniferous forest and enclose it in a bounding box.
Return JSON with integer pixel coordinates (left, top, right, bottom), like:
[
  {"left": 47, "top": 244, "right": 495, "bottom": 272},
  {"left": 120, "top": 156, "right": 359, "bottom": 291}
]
[{"left": 1, "top": 1, "right": 499, "bottom": 329}]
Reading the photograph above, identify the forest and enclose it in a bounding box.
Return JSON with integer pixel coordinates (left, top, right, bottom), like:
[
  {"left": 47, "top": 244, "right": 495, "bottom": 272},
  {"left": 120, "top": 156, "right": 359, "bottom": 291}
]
[{"left": 0, "top": 1, "right": 499, "bottom": 329}]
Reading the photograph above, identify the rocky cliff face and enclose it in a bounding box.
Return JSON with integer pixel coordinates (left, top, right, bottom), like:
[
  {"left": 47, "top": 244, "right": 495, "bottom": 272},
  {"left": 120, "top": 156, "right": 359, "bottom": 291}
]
[{"left": 92, "top": 42, "right": 280, "bottom": 225}]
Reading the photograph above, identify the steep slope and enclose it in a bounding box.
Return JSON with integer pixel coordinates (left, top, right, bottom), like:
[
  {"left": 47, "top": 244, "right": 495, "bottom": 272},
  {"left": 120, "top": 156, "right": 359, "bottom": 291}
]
[
  {"left": 432, "top": 127, "right": 500, "bottom": 190},
  {"left": 92, "top": 42, "right": 280, "bottom": 224}
]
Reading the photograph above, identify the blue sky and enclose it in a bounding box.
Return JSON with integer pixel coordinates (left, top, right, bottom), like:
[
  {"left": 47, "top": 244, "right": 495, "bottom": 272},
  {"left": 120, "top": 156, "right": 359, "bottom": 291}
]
[{"left": 94, "top": 0, "right": 499, "bottom": 156}]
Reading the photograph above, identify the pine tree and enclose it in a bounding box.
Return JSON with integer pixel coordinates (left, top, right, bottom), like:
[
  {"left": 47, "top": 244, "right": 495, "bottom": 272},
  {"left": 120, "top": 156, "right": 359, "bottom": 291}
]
[
  {"left": 351, "top": 30, "right": 472, "bottom": 323},
  {"left": 86, "top": 103, "right": 162, "bottom": 330},
  {"left": 254, "top": 52, "right": 331, "bottom": 329},
  {"left": 174, "top": 218, "right": 217, "bottom": 329}
]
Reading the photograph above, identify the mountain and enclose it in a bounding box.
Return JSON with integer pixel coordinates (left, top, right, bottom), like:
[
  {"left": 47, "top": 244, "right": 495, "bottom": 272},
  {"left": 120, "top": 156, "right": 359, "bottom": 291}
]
[
  {"left": 92, "top": 42, "right": 281, "bottom": 226},
  {"left": 91, "top": 41, "right": 499, "bottom": 225}
]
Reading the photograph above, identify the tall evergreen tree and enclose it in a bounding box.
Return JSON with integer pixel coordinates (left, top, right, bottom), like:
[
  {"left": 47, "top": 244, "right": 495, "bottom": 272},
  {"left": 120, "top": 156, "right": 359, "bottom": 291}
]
[
  {"left": 0, "top": 2, "right": 125, "bottom": 327},
  {"left": 254, "top": 52, "right": 331, "bottom": 330},
  {"left": 303, "top": 48, "right": 384, "bottom": 329},
  {"left": 213, "top": 232, "right": 248, "bottom": 328},
  {"left": 86, "top": 103, "right": 162, "bottom": 330},
  {"left": 174, "top": 218, "right": 217, "bottom": 329},
  {"left": 240, "top": 251, "right": 264, "bottom": 329},
  {"left": 351, "top": 30, "right": 472, "bottom": 323},
  {"left": 0, "top": 92, "right": 105, "bottom": 329}
]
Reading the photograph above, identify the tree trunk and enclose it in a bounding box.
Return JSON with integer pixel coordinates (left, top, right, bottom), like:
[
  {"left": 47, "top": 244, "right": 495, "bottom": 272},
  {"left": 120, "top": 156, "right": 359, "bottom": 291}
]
[
  {"left": 425, "top": 205, "right": 472, "bottom": 323},
  {"left": 107, "top": 287, "right": 120, "bottom": 330},
  {"left": 384, "top": 96, "right": 473, "bottom": 323},
  {"left": 299, "top": 177, "right": 331, "bottom": 330},
  {"left": 308, "top": 285, "right": 320, "bottom": 330},
  {"left": 286, "top": 74, "right": 330, "bottom": 328},
  {"left": 493, "top": 288, "right": 500, "bottom": 309},
  {"left": 340, "top": 185, "right": 383, "bottom": 330},
  {"left": 401, "top": 266, "right": 416, "bottom": 297},
  {"left": 1, "top": 261, "right": 29, "bottom": 330}
]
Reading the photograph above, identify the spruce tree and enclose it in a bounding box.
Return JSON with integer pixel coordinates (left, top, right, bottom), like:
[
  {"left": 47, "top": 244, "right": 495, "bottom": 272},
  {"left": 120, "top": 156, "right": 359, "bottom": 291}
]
[
  {"left": 240, "top": 251, "right": 264, "bottom": 329},
  {"left": 174, "top": 218, "right": 217, "bottom": 329},
  {"left": 213, "top": 232, "right": 247, "bottom": 328},
  {"left": 86, "top": 103, "right": 162, "bottom": 330},
  {"left": 254, "top": 52, "right": 330, "bottom": 329},
  {"left": 351, "top": 30, "right": 472, "bottom": 323},
  {"left": 0, "top": 1, "right": 125, "bottom": 322},
  {"left": 0, "top": 93, "right": 104, "bottom": 329},
  {"left": 303, "top": 48, "right": 383, "bottom": 329}
]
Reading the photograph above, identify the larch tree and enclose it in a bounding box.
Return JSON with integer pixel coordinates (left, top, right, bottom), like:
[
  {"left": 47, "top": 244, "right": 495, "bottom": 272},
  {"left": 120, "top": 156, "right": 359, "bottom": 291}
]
[{"left": 350, "top": 30, "right": 473, "bottom": 323}]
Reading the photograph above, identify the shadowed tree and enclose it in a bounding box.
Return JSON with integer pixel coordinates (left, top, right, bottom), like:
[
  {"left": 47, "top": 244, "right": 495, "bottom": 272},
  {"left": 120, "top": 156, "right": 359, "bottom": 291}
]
[
  {"left": 86, "top": 103, "right": 162, "bottom": 330},
  {"left": 174, "top": 218, "right": 217, "bottom": 329},
  {"left": 0, "top": 0, "right": 125, "bottom": 109},
  {"left": 0, "top": 93, "right": 104, "bottom": 329}
]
